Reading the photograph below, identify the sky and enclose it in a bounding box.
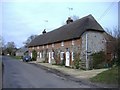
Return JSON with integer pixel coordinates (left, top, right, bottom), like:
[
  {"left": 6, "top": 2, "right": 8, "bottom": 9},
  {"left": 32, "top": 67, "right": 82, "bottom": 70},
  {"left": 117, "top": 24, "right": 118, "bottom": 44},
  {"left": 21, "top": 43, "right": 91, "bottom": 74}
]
[{"left": 0, "top": 0, "right": 119, "bottom": 48}]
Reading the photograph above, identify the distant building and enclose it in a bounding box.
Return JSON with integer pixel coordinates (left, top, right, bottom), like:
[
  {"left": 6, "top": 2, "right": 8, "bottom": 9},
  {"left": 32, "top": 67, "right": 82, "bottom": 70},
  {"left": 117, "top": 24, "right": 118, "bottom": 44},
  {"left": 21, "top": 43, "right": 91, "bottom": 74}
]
[
  {"left": 16, "top": 47, "right": 28, "bottom": 57},
  {"left": 28, "top": 14, "right": 113, "bottom": 70}
]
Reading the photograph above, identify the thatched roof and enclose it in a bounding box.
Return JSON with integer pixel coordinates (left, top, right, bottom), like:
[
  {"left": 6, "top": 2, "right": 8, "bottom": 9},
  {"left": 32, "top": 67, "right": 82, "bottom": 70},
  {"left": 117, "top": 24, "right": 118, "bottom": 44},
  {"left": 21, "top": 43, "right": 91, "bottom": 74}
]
[{"left": 28, "top": 14, "right": 104, "bottom": 47}]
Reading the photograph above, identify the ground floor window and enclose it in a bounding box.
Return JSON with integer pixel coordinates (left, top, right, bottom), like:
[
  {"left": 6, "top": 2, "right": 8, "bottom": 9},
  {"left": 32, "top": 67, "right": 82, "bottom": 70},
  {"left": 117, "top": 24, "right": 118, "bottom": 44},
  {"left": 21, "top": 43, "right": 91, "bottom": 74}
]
[
  {"left": 60, "top": 52, "right": 65, "bottom": 60},
  {"left": 71, "top": 52, "right": 74, "bottom": 61},
  {"left": 52, "top": 51, "right": 54, "bottom": 59},
  {"left": 39, "top": 52, "right": 42, "bottom": 58},
  {"left": 37, "top": 52, "right": 39, "bottom": 58}
]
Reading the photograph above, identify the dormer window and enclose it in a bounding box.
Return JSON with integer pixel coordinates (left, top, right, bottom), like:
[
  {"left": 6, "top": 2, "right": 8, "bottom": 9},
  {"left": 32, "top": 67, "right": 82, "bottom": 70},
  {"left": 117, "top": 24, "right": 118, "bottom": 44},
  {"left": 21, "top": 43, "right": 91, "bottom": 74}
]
[{"left": 61, "top": 41, "right": 64, "bottom": 46}]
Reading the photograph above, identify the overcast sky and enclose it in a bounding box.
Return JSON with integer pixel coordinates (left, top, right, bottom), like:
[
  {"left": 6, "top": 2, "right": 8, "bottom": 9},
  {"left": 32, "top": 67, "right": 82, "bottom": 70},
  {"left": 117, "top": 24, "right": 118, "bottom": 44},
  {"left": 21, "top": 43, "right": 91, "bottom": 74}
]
[{"left": 1, "top": 0, "right": 119, "bottom": 48}]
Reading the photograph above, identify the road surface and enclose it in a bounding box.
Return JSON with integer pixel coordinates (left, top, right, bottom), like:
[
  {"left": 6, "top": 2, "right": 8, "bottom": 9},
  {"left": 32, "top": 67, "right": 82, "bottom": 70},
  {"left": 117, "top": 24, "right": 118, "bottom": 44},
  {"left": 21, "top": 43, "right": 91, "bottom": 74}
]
[{"left": 2, "top": 56, "right": 95, "bottom": 88}]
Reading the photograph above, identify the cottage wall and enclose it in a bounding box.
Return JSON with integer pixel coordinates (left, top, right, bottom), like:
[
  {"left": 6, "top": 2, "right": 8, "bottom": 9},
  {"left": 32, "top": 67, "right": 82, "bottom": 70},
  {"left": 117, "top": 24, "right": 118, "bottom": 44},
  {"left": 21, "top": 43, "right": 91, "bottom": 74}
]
[
  {"left": 28, "top": 31, "right": 106, "bottom": 69},
  {"left": 80, "top": 31, "right": 106, "bottom": 69},
  {"left": 28, "top": 38, "right": 81, "bottom": 64}
]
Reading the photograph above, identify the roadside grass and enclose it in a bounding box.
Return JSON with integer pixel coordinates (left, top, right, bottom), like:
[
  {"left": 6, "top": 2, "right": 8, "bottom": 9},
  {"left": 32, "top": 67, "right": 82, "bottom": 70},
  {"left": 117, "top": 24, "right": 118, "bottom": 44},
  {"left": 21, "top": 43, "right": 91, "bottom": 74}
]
[
  {"left": 90, "top": 66, "right": 118, "bottom": 85},
  {"left": 10, "top": 56, "right": 22, "bottom": 60}
]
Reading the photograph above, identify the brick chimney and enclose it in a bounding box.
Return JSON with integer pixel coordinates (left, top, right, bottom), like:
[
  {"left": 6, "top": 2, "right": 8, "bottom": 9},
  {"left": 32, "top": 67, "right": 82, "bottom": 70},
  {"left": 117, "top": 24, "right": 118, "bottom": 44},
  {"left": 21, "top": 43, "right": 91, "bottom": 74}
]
[{"left": 66, "top": 17, "right": 73, "bottom": 24}]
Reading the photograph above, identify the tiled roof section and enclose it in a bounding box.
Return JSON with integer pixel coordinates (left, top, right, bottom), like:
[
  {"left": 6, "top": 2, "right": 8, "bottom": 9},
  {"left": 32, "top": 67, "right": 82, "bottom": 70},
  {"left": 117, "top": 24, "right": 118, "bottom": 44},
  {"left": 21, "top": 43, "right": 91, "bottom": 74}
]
[{"left": 28, "top": 14, "right": 104, "bottom": 47}]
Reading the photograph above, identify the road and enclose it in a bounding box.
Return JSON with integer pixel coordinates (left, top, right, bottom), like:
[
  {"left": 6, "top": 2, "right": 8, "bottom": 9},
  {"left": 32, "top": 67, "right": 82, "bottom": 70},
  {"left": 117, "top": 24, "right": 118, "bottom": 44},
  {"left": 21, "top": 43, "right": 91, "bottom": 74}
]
[{"left": 2, "top": 56, "right": 95, "bottom": 88}]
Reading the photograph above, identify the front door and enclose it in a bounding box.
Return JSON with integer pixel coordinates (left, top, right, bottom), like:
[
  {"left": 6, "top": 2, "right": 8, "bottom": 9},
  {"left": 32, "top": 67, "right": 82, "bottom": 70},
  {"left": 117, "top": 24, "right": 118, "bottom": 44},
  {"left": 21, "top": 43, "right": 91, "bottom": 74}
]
[
  {"left": 65, "top": 51, "right": 70, "bottom": 66},
  {"left": 48, "top": 52, "right": 51, "bottom": 63}
]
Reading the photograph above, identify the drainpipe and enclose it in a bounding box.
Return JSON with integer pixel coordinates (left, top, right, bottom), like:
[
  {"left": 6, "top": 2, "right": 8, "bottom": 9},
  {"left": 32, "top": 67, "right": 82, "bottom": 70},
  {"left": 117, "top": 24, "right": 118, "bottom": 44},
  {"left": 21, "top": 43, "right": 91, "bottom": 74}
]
[{"left": 86, "top": 33, "right": 88, "bottom": 70}]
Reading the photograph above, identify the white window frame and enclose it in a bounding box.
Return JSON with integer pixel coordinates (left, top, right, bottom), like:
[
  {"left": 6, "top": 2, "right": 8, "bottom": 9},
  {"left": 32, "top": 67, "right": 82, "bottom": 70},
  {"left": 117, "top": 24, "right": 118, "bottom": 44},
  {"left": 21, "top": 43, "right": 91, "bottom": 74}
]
[
  {"left": 71, "top": 52, "right": 74, "bottom": 61},
  {"left": 60, "top": 52, "right": 64, "bottom": 60},
  {"left": 52, "top": 52, "right": 54, "bottom": 59},
  {"left": 37, "top": 46, "right": 39, "bottom": 49},
  {"left": 39, "top": 52, "right": 42, "bottom": 58},
  {"left": 32, "top": 47, "right": 34, "bottom": 49},
  {"left": 72, "top": 40, "right": 74, "bottom": 46},
  {"left": 37, "top": 52, "right": 39, "bottom": 58},
  {"left": 46, "top": 45, "right": 48, "bottom": 48},
  {"left": 42, "top": 45, "right": 44, "bottom": 49},
  {"left": 52, "top": 43, "right": 54, "bottom": 48},
  {"left": 61, "top": 41, "right": 64, "bottom": 47}
]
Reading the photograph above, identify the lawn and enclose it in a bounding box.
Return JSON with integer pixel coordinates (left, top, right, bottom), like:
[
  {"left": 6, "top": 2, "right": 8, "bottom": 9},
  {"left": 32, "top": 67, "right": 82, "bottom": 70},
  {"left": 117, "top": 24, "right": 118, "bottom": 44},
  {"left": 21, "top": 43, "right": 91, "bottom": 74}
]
[{"left": 90, "top": 66, "right": 119, "bottom": 85}]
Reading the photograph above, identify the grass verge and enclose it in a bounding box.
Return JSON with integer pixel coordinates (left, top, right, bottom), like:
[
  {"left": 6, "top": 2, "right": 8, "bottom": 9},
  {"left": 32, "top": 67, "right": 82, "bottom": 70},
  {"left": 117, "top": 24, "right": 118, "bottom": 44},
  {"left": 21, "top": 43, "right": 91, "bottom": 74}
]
[
  {"left": 90, "top": 66, "right": 118, "bottom": 85},
  {"left": 10, "top": 56, "right": 22, "bottom": 60}
]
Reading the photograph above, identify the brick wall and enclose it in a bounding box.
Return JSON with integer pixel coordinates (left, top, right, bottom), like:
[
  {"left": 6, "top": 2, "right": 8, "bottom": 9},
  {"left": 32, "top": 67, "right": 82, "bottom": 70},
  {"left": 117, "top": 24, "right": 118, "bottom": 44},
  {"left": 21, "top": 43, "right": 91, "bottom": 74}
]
[{"left": 29, "top": 38, "right": 81, "bottom": 52}]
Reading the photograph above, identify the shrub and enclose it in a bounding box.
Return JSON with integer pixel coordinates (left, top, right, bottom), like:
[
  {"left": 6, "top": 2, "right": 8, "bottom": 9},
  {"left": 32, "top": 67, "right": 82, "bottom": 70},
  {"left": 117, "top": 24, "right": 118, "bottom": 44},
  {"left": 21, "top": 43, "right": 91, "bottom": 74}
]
[
  {"left": 73, "top": 52, "right": 81, "bottom": 69},
  {"left": 44, "top": 49, "right": 48, "bottom": 63},
  {"left": 91, "top": 51, "right": 106, "bottom": 69},
  {"left": 53, "top": 50, "right": 60, "bottom": 65},
  {"left": 32, "top": 50, "right": 37, "bottom": 61}
]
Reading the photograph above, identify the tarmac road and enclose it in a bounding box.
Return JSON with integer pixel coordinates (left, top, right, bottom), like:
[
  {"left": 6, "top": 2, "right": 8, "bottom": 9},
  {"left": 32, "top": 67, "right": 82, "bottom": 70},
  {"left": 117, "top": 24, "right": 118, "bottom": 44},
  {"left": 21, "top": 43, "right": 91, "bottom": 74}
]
[{"left": 2, "top": 56, "right": 97, "bottom": 88}]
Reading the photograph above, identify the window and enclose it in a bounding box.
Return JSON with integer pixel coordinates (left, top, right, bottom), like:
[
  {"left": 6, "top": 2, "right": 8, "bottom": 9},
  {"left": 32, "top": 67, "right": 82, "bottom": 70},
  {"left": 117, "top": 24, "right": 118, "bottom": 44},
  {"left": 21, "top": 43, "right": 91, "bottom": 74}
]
[
  {"left": 52, "top": 52, "right": 54, "bottom": 59},
  {"left": 42, "top": 45, "right": 44, "bottom": 49},
  {"left": 46, "top": 45, "right": 48, "bottom": 48},
  {"left": 32, "top": 47, "right": 34, "bottom": 49},
  {"left": 37, "top": 52, "right": 39, "bottom": 57},
  {"left": 71, "top": 52, "right": 74, "bottom": 61},
  {"left": 37, "top": 46, "right": 39, "bottom": 49},
  {"left": 60, "top": 52, "right": 64, "bottom": 60},
  {"left": 72, "top": 40, "right": 74, "bottom": 46},
  {"left": 52, "top": 43, "right": 54, "bottom": 48},
  {"left": 61, "top": 41, "right": 64, "bottom": 46},
  {"left": 39, "top": 52, "right": 42, "bottom": 58}
]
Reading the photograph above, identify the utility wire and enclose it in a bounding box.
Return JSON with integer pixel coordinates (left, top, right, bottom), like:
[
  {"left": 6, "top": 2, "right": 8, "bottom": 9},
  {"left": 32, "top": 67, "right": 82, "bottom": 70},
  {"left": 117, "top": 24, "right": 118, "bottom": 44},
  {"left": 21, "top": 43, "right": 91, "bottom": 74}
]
[{"left": 98, "top": 1, "right": 115, "bottom": 21}]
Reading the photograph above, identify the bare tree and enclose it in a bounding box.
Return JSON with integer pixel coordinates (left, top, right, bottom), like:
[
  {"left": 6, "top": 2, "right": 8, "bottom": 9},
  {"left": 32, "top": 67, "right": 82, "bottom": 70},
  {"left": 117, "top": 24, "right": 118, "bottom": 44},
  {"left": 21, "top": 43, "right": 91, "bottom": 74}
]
[
  {"left": 23, "top": 35, "right": 37, "bottom": 47},
  {"left": 105, "top": 27, "right": 120, "bottom": 66}
]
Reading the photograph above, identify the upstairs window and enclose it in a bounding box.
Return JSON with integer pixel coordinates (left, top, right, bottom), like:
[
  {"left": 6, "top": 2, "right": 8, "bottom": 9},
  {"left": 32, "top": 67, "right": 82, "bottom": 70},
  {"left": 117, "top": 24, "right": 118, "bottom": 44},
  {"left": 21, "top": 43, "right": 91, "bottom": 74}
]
[
  {"left": 72, "top": 40, "right": 74, "bottom": 46},
  {"left": 32, "top": 47, "right": 34, "bottom": 49},
  {"left": 46, "top": 45, "right": 48, "bottom": 48},
  {"left": 42, "top": 45, "right": 44, "bottom": 49},
  {"left": 52, "top": 43, "right": 54, "bottom": 48},
  {"left": 61, "top": 41, "right": 64, "bottom": 46},
  {"left": 37, "top": 46, "right": 39, "bottom": 49}
]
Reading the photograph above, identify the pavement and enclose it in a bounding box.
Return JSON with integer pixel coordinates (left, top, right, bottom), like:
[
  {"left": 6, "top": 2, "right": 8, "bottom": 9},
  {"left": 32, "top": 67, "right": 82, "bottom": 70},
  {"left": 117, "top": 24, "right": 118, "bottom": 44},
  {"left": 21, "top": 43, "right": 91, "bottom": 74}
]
[
  {"left": 29, "top": 61, "right": 108, "bottom": 80},
  {"left": 29, "top": 61, "right": 117, "bottom": 88}
]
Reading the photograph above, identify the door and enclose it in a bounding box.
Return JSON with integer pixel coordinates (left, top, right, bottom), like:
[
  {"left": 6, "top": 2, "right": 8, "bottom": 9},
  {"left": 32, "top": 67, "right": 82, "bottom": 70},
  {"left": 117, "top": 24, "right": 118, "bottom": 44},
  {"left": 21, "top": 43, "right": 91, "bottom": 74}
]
[
  {"left": 48, "top": 52, "right": 51, "bottom": 63},
  {"left": 65, "top": 51, "right": 70, "bottom": 66}
]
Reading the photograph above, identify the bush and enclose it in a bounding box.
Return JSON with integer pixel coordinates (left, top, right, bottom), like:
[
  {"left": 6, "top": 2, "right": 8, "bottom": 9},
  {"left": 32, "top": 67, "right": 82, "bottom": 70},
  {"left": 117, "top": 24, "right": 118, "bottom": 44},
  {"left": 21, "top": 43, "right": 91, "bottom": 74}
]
[
  {"left": 53, "top": 50, "right": 60, "bottom": 65},
  {"left": 32, "top": 50, "right": 37, "bottom": 61},
  {"left": 91, "top": 51, "right": 106, "bottom": 69},
  {"left": 44, "top": 49, "right": 48, "bottom": 63},
  {"left": 73, "top": 52, "right": 81, "bottom": 69}
]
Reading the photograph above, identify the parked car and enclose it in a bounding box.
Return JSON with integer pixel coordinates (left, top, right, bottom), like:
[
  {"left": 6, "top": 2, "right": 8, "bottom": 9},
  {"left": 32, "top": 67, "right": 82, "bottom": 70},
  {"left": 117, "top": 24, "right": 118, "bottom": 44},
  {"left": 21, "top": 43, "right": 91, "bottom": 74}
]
[{"left": 23, "top": 55, "right": 31, "bottom": 62}]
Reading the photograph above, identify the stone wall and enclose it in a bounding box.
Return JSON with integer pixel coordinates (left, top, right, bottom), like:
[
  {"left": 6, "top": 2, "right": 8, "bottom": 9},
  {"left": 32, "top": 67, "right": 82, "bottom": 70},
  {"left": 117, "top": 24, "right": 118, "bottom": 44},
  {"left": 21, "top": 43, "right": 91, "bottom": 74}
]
[{"left": 80, "top": 31, "right": 106, "bottom": 69}]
